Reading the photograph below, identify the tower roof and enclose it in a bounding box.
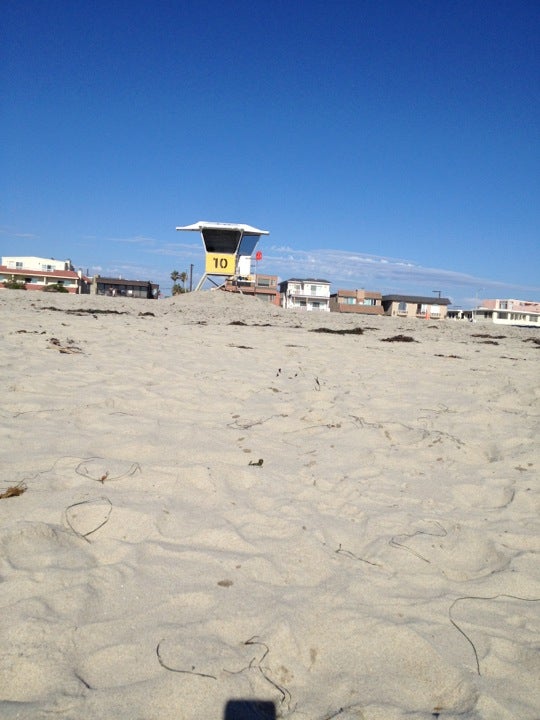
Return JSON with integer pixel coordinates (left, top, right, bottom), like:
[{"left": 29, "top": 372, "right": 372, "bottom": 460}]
[{"left": 176, "top": 221, "right": 269, "bottom": 235}]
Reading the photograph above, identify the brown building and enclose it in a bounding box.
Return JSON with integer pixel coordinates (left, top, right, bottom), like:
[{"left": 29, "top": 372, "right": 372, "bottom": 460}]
[
  {"left": 329, "top": 288, "right": 384, "bottom": 315},
  {"left": 223, "top": 274, "right": 280, "bottom": 305}
]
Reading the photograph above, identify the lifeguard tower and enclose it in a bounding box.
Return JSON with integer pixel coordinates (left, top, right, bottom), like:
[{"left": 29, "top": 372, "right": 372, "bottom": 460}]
[{"left": 175, "top": 221, "right": 269, "bottom": 291}]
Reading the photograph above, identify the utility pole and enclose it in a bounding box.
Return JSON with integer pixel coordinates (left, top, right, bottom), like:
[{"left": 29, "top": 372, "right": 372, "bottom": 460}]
[{"left": 189, "top": 264, "right": 193, "bottom": 292}]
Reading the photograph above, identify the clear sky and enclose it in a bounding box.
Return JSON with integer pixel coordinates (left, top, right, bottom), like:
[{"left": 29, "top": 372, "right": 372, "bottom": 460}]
[{"left": 2, "top": 0, "right": 539, "bottom": 305}]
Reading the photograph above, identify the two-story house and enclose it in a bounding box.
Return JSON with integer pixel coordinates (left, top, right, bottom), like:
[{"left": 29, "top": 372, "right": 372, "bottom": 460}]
[
  {"left": 279, "top": 278, "right": 331, "bottom": 312},
  {"left": 329, "top": 288, "right": 383, "bottom": 315},
  {"left": 0, "top": 256, "right": 88, "bottom": 293}
]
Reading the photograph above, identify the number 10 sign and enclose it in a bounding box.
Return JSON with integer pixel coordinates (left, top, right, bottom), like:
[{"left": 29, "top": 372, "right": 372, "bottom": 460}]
[{"left": 205, "top": 252, "right": 236, "bottom": 275}]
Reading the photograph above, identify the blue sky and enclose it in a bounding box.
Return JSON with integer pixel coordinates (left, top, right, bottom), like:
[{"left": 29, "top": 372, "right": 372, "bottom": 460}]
[{"left": 2, "top": 0, "right": 539, "bottom": 305}]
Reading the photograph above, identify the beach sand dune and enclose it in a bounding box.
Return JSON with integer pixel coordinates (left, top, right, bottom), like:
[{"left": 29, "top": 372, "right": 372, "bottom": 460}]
[{"left": 1, "top": 290, "right": 539, "bottom": 719}]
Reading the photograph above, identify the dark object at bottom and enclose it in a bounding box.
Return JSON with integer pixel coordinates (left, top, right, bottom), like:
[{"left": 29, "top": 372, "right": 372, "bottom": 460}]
[{"left": 224, "top": 699, "right": 276, "bottom": 719}]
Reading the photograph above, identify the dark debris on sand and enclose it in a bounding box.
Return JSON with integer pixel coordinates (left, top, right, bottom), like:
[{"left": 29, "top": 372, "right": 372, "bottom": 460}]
[
  {"left": 310, "top": 327, "right": 364, "bottom": 335},
  {"left": 381, "top": 334, "right": 418, "bottom": 343}
]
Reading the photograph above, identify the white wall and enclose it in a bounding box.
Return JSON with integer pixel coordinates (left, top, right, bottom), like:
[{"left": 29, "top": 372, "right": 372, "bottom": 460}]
[{"left": 2, "top": 257, "right": 71, "bottom": 272}]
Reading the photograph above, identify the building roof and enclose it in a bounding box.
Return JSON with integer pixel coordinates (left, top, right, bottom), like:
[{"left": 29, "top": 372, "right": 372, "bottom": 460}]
[
  {"left": 1, "top": 256, "right": 73, "bottom": 268},
  {"left": 176, "top": 221, "right": 269, "bottom": 235},
  {"left": 96, "top": 277, "right": 158, "bottom": 288},
  {"left": 382, "top": 294, "right": 451, "bottom": 305},
  {"left": 332, "top": 289, "right": 382, "bottom": 298},
  {"left": 280, "top": 278, "right": 331, "bottom": 284}
]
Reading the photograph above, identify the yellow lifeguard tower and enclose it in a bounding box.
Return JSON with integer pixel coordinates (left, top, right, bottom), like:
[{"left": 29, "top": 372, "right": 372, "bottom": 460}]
[{"left": 176, "top": 221, "right": 269, "bottom": 291}]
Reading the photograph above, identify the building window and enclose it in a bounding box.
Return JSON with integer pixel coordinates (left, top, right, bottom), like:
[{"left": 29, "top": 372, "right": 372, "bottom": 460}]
[
  {"left": 499, "top": 301, "right": 508, "bottom": 310},
  {"left": 398, "top": 302, "right": 407, "bottom": 313},
  {"left": 345, "top": 297, "right": 355, "bottom": 305},
  {"left": 25, "top": 277, "right": 32, "bottom": 283},
  {"left": 363, "top": 298, "right": 375, "bottom": 306}
]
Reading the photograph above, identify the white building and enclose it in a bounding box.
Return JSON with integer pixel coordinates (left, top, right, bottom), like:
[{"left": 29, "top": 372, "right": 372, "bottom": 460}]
[
  {"left": 279, "top": 278, "right": 331, "bottom": 311},
  {"left": 474, "top": 298, "right": 540, "bottom": 327},
  {"left": 2, "top": 256, "right": 73, "bottom": 272},
  {"left": 0, "top": 256, "right": 87, "bottom": 293}
]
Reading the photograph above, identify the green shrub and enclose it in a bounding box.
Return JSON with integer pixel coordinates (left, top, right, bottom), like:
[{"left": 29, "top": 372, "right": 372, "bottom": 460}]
[
  {"left": 42, "top": 283, "right": 69, "bottom": 293},
  {"left": 2, "top": 280, "right": 27, "bottom": 290}
]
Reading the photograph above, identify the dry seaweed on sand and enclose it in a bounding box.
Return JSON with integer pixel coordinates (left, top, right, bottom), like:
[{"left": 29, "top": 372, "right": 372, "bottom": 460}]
[
  {"left": 471, "top": 333, "right": 506, "bottom": 339},
  {"left": 381, "top": 334, "right": 418, "bottom": 343},
  {"left": 449, "top": 594, "right": 540, "bottom": 675},
  {"left": 0, "top": 482, "right": 27, "bottom": 499},
  {"left": 40, "top": 306, "right": 128, "bottom": 315},
  {"left": 155, "top": 640, "right": 217, "bottom": 679},
  {"left": 228, "top": 320, "right": 273, "bottom": 327},
  {"left": 64, "top": 497, "right": 113, "bottom": 542},
  {"left": 310, "top": 327, "right": 364, "bottom": 335},
  {"left": 48, "top": 337, "right": 84, "bottom": 354},
  {"left": 75, "top": 458, "right": 141, "bottom": 483}
]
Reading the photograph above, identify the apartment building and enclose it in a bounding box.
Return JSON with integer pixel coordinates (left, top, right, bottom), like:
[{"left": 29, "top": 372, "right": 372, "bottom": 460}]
[
  {"left": 473, "top": 298, "right": 540, "bottom": 326},
  {"left": 279, "top": 278, "right": 331, "bottom": 312},
  {"left": 329, "top": 288, "right": 383, "bottom": 315},
  {"left": 0, "top": 256, "right": 88, "bottom": 293}
]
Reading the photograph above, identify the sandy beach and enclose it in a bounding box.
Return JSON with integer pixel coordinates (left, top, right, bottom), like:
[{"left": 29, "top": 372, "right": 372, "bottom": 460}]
[{"left": 1, "top": 289, "right": 539, "bottom": 719}]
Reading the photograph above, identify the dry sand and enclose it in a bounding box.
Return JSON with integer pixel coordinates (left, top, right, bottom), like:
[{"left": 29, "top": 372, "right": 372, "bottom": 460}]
[{"left": 1, "top": 289, "right": 539, "bottom": 719}]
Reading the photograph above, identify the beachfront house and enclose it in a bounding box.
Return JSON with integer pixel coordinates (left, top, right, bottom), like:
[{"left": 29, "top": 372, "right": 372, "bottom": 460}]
[
  {"left": 91, "top": 276, "right": 159, "bottom": 299},
  {"left": 473, "top": 299, "right": 540, "bottom": 327},
  {"left": 382, "top": 294, "right": 451, "bottom": 319},
  {"left": 0, "top": 256, "right": 89, "bottom": 293},
  {"left": 223, "top": 274, "right": 280, "bottom": 305},
  {"left": 329, "top": 288, "right": 384, "bottom": 315},
  {"left": 279, "top": 278, "right": 331, "bottom": 311}
]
